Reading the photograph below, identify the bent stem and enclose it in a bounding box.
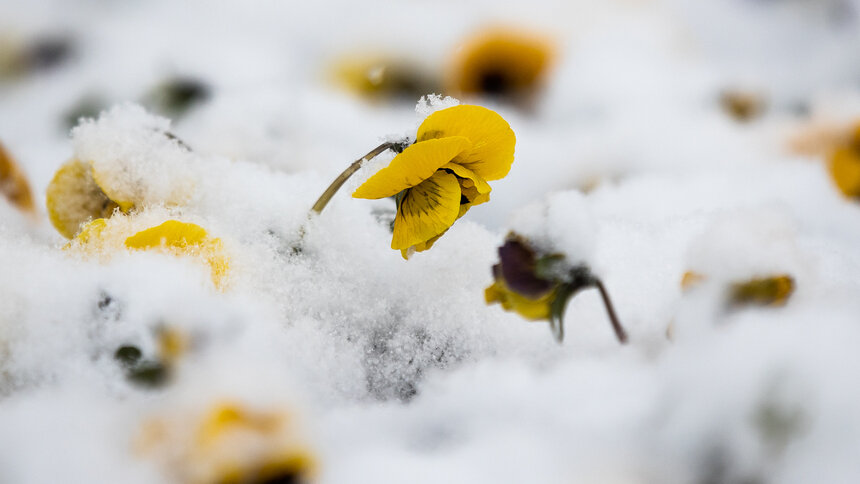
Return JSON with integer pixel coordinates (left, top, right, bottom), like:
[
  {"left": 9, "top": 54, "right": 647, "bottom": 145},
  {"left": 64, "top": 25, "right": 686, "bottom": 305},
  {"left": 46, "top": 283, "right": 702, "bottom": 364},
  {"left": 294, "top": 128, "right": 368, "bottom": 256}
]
[
  {"left": 593, "top": 278, "right": 628, "bottom": 344},
  {"left": 310, "top": 142, "right": 395, "bottom": 215}
]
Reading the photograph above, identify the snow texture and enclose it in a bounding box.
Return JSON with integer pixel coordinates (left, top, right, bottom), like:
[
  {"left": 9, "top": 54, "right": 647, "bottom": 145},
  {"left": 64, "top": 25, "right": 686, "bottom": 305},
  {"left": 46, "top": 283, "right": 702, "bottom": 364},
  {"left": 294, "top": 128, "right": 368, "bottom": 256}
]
[{"left": 2, "top": 0, "right": 860, "bottom": 482}]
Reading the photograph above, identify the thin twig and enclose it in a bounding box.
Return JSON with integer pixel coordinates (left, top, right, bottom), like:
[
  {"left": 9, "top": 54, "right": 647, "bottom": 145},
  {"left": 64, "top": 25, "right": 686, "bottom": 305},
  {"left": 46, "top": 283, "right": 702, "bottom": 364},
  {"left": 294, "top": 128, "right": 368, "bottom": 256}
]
[
  {"left": 593, "top": 279, "right": 628, "bottom": 344},
  {"left": 310, "top": 142, "right": 394, "bottom": 215}
]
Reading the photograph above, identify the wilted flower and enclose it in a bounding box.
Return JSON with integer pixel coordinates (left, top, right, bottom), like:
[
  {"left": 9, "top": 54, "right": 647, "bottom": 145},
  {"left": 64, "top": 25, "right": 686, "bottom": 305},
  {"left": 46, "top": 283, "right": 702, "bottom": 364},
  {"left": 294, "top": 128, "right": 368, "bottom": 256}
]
[
  {"left": 352, "top": 104, "right": 515, "bottom": 258},
  {"left": 137, "top": 401, "right": 315, "bottom": 484},
  {"left": 485, "top": 234, "right": 627, "bottom": 343},
  {"left": 447, "top": 27, "right": 554, "bottom": 106},
  {"left": 0, "top": 141, "right": 36, "bottom": 215}
]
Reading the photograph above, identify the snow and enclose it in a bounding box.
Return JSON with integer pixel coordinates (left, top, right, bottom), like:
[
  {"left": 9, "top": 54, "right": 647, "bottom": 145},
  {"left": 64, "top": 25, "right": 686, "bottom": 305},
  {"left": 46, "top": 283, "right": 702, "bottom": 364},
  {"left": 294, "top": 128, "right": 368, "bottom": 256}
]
[{"left": 2, "top": 0, "right": 860, "bottom": 482}]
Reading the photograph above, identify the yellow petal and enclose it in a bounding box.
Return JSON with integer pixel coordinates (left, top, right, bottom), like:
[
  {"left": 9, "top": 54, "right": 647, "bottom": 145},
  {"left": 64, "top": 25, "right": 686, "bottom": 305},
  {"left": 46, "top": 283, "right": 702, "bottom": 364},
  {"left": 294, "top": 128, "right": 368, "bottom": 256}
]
[
  {"left": 46, "top": 158, "right": 119, "bottom": 239},
  {"left": 125, "top": 220, "right": 230, "bottom": 290},
  {"left": 417, "top": 105, "right": 515, "bottom": 181},
  {"left": 443, "top": 162, "right": 491, "bottom": 194},
  {"left": 391, "top": 171, "right": 461, "bottom": 250},
  {"left": 353, "top": 136, "right": 471, "bottom": 199},
  {"left": 0, "top": 141, "right": 36, "bottom": 215},
  {"left": 484, "top": 279, "right": 554, "bottom": 320},
  {"left": 125, "top": 220, "right": 209, "bottom": 249}
]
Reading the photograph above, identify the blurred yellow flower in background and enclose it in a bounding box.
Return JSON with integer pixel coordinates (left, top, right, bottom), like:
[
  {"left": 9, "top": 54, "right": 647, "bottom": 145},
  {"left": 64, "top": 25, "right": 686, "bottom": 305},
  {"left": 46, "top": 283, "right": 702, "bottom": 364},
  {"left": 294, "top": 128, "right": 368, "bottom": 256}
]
[
  {"left": 828, "top": 123, "right": 860, "bottom": 198},
  {"left": 138, "top": 401, "right": 316, "bottom": 484},
  {"left": 447, "top": 27, "right": 554, "bottom": 106},
  {"left": 353, "top": 104, "right": 515, "bottom": 258},
  {"left": 330, "top": 52, "right": 439, "bottom": 102},
  {"left": 681, "top": 271, "right": 795, "bottom": 307},
  {"left": 0, "top": 141, "right": 36, "bottom": 216}
]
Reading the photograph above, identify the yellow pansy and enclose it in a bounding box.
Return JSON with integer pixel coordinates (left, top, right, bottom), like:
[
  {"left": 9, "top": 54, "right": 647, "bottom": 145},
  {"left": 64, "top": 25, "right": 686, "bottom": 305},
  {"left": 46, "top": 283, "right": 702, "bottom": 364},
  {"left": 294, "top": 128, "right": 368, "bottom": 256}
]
[
  {"left": 69, "top": 217, "right": 230, "bottom": 290},
  {"left": 828, "top": 123, "right": 860, "bottom": 198},
  {"left": 485, "top": 276, "right": 556, "bottom": 321},
  {"left": 46, "top": 158, "right": 120, "bottom": 238},
  {"left": 353, "top": 104, "right": 515, "bottom": 258},
  {"left": 485, "top": 234, "right": 628, "bottom": 344},
  {"left": 447, "top": 27, "right": 554, "bottom": 106},
  {"left": 0, "top": 141, "right": 36, "bottom": 216},
  {"left": 138, "top": 402, "right": 316, "bottom": 484}
]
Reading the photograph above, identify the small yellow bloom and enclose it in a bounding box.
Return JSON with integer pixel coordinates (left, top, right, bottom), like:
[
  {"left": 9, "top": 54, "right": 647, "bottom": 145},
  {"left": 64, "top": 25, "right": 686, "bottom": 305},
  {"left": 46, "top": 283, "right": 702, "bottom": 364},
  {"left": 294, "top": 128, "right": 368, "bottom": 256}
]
[
  {"left": 447, "top": 27, "right": 554, "bottom": 105},
  {"left": 138, "top": 401, "right": 316, "bottom": 484},
  {"left": 330, "top": 53, "right": 439, "bottom": 102},
  {"left": 0, "top": 141, "right": 36, "bottom": 216},
  {"left": 681, "top": 271, "right": 795, "bottom": 307},
  {"left": 69, "top": 217, "right": 230, "bottom": 290},
  {"left": 828, "top": 123, "right": 860, "bottom": 198},
  {"left": 730, "top": 275, "right": 794, "bottom": 307},
  {"left": 353, "top": 105, "right": 515, "bottom": 258}
]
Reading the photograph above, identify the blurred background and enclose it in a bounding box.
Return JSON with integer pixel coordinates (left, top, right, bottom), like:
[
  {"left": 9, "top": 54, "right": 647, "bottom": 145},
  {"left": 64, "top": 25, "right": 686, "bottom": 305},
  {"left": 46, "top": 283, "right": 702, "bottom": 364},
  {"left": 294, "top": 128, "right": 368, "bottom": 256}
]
[{"left": 3, "top": 0, "right": 860, "bottom": 230}]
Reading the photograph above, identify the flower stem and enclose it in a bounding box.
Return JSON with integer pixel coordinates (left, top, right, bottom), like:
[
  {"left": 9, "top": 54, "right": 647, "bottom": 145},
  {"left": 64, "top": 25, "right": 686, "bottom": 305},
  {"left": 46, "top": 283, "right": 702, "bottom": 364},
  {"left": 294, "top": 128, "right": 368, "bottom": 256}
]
[
  {"left": 310, "top": 142, "right": 395, "bottom": 215},
  {"left": 593, "top": 279, "right": 628, "bottom": 344}
]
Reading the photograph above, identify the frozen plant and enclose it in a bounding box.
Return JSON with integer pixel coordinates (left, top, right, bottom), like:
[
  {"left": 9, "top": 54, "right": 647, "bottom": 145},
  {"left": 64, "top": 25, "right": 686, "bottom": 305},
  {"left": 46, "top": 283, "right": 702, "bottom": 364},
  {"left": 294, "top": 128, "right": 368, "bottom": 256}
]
[{"left": 312, "top": 103, "right": 516, "bottom": 259}]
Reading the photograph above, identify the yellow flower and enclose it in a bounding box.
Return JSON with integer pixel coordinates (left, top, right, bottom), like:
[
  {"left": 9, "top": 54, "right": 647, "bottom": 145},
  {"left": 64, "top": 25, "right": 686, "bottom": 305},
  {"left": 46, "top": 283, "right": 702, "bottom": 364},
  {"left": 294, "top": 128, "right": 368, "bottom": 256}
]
[
  {"left": 69, "top": 217, "right": 230, "bottom": 290},
  {"left": 828, "top": 123, "right": 860, "bottom": 198},
  {"left": 485, "top": 276, "right": 556, "bottom": 321},
  {"left": 485, "top": 234, "right": 628, "bottom": 343},
  {"left": 137, "top": 401, "right": 316, "bottom": 484},
  {"left": 0, "top": 141, "right": 36, "bottom": 216},
  {"left": 330, "top": 52, "right": 439, "bottom": 102},
  {"left": 447, "top": 27, "right": 554, "bottom": 105},
  {"left": 46, "top": 158, "right": 120, "bottom": 238},
  {"left": 681, "top": 271, "right": 795, "bottom": 307},
  {"left": 729, "top": 275, "right": 794, "bottom": 307},
  {"left": 353, "top": 104, "right": 515, "bottom": 258}
]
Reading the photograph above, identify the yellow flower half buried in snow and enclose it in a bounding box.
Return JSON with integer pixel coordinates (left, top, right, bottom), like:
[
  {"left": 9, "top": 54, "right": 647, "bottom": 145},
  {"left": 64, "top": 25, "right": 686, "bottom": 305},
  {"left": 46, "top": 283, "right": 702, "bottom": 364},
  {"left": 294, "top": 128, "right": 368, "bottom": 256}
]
[
  {"left": 71, "top": 218, "right": 230, "bottom": 290},
  {"left": 353, "top": 105, "right": 515, "bottom": 258},
  {"left": 137, "top": 402, "right": 316, "bottom": 484}
]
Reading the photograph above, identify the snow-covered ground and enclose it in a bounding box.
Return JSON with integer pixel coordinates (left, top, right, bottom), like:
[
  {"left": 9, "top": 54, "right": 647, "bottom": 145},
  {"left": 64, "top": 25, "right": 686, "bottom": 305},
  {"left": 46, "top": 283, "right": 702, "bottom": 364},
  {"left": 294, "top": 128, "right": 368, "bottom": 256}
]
[{"left": 2, "top": 0, "right": 860, "bottom": 482}]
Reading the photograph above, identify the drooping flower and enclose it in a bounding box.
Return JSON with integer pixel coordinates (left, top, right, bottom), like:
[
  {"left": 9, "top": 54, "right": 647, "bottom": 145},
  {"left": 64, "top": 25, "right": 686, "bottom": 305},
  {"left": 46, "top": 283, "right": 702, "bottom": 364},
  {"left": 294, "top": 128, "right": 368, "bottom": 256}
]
[
  {"left": 446, "top": 27, "right": 554, "bottom": 106},
  {"left": 0, "top": 141, "right": 36, "bottom": 215},
  {"left": 353, "top": 104, "right": 516, "bottom": 258},
  {"left": 485, "top": 234, "right": 627, "bottom": 343}
]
